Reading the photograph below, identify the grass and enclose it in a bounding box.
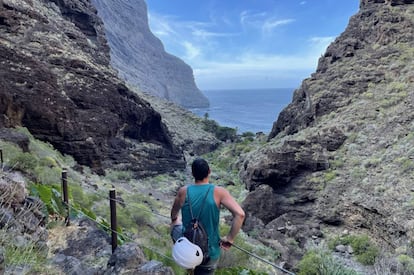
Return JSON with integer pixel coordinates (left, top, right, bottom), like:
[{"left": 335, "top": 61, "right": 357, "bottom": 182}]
[
  {"left": 0, "top": 175, "right": 49, "bottom": 273},
  {"left": 296, "top": 249, "right": 359, "bottom": 275},
  {"left": 328, "top": 234, "right": 379, "bottom": 265}
]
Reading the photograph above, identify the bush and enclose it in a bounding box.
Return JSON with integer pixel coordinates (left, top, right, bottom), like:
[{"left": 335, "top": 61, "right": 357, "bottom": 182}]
[
  {"left": 30, "top": 184, "right": 65, "bottom": 215},
  {"left": 397, "top": 254, "right": 414, "bottom": 274},
  {"left": 1, "top": 230, "right": 47, "bottom": 272},
  {"left": 297, "top": 249, "right": 359, "bottom": 275},
  {"left": 202, "top": 119, "right": 237, "bottom": 142},
  {"left": 328, "top": 234, "right": 379, "bottom": 265},
  {"left": 33, "top": 166, "right": 61, "bottom": 185},
  {"left": 9, "top": 152, "right": 38, "bottom": 171}
]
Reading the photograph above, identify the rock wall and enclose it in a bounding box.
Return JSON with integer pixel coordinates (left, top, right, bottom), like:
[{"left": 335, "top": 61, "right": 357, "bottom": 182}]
[
  {"left": 0, "top": 0, "right": 185, "bottom": 175},
  {"left": 241, "top": 0, "right": 414, "bottom": 267},
  {"left": 91, "top": 0, "right": 209, "bottom": 108}
]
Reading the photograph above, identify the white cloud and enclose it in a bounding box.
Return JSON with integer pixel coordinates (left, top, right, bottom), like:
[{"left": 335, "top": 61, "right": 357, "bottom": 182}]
[
  {"left": 239, "top": 11, "right": 295, "bottom": 34},
  {"left": 309, "top": 36, "right": 336, "bottom": 53},
  {"left": 148, "top": 9, "right": 336, "bottom": 90},
  {"left": 191, "top": 29, "right": 237, "bottom": 39},
  {"left": 262, "top": 18, "right": 295, "bottom": 33},
  {"left": 192, "top": 36, "right": 335, "bottom": 89},
  {"left": 240, "top": 10, "right": 267, "bottom": 26},
  {"left": 182, "top": 41, "right": 200, "bottom": 60},
  {"left": 148, "top": 13, "right": 177, "bottom": 38}
]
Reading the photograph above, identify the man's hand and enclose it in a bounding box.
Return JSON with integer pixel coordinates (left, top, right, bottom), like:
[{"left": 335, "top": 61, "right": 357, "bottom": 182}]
[{"left": 220, "top": 239, "right": 233, "bottom": 250}]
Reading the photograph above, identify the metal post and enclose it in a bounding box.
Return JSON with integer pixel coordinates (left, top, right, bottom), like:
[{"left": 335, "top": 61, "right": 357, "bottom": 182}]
[
  {"left": 109, "top": 189, "right": 118, "bottom": 253},
  {"left": 0, "top": 149, "right": 3, "bottom": 167},
  {"left": 61, "top": 169, "right": 70, "bottom": 226}
]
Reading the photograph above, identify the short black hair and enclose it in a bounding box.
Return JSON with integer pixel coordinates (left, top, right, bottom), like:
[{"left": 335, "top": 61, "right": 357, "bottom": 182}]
[{"left": 191, "top": 158, "right": 210, "bottom": 181}]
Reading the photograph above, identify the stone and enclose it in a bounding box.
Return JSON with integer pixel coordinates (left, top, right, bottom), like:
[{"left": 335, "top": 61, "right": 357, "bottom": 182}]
[
  {"left": 0, "top": 0, "right": 186, "bottom": 176},
  {"left": 241, "top": 0, "right": 414, "bottom": 267}
]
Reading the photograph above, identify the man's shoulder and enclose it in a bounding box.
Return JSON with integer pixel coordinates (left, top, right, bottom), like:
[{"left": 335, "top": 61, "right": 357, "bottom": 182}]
[
  {"left": 213, "top": 185, "right": 230, "bottom": 197},
  {"left": 178, "top": 185, "right": 188, "bottom": 195}
]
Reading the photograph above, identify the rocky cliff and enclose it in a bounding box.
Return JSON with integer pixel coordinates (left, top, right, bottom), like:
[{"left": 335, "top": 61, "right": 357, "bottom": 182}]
[
  {"left": 241, "top": 0, "right": 414, "bottom": 268},
  {"left": 91, "top": 0, "right": 209, "bottom": 108},
  {"left": 0, "top": 0, "right": 187, "bottom": 176}
]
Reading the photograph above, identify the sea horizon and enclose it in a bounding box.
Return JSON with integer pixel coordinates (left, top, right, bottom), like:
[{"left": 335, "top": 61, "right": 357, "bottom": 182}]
[{"left": 190, "top": 88, "right": 294, "bottom": 134}]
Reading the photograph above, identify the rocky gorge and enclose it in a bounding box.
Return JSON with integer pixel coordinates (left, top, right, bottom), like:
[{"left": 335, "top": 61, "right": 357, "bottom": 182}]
[
  {"left": 1, "top": 0, "right": 414, "bottom": 274},
  {"left": 240, "top": 0, "right": 414, "bottom": 272}
]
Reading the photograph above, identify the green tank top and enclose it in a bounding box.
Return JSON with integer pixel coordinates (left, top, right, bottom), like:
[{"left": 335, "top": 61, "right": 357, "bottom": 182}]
[{"left": 181, "top": 184, "right": 221, "bottom": 260}]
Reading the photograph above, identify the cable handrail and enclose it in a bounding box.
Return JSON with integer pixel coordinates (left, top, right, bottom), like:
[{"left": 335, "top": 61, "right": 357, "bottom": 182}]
[
  {"left": 65, "top": 202, "right": 174, "bottom": 262},
  {"left": 231, "top": 242, "right": 295, "bottom": 275},
  {"left": 67, "top": 192, "right": 296, "bottom": 274},
  {"left": 31, "top": 165, "right": 296, "bottom": 274}
]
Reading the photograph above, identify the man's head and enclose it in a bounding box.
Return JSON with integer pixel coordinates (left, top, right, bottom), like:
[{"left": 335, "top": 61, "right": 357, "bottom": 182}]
[{"left": 191, "top": 158, "right": 210, "bottom": 181}]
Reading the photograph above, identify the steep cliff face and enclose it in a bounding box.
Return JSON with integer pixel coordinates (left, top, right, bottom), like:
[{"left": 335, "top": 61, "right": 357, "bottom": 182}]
[
  {"left": 91, "top": 0, "right": 209, "bottom": 108},
  {"left": 0, "top": 0, "right": 185, "bottom": 175},
  {"left": 241, "top": 0, "right": 414, "bottom": 267}
]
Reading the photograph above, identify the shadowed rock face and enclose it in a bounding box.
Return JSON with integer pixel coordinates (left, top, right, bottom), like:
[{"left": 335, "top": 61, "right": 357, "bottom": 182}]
[
  {"left": 91, "top": 0, "right": 209, "bottom": 108},
  {"left": 241, "top": 0, "right": 414, "bottom": 266},
  {"left": 0, "top": 0, "right": 185, "bottom": 175}
]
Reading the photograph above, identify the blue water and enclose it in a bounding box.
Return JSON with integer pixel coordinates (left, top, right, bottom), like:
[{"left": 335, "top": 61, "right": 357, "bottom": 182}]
[{"left": 190, "top": 88, "right": 294, "bottom": 134}]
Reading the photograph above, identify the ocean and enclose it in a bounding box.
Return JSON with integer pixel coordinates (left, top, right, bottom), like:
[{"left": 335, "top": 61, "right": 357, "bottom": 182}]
[{"left": 190, "top": 88, "right": 294, "bottom": 134}]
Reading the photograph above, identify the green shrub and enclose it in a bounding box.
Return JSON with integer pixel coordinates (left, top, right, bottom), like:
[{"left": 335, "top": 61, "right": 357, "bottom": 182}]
[
  {"left": 33, "top": 166, "right": 61, "bottom": 185},
  {"left": 9, "top": 152, "right": 38, "bottom": 171},
  {"left": 29, "top": 183, "right": 65, "bottom": 215},
  {"left": 351, "top": 236, "right": 379, "bottom": 265},
  {"left": 241, "top": 131, "right": 255, "bottom": 141},
  {"left": 297, "top": 250, "right": 359, "bottom": 275},
  {"left": 324, "top": 171, "right": 336, "bottom": 182},
  {"left": 2, "top": 235, "right": 47, "bottom": 271},
  {"left": 328, "top": 234, "right": 379, "bottom": 265},
  {"left": 397, "top": 254, "right": 414, "bottom": 273},
  {"left": 106, "top": 169, "right": 133, "bottom": 182},
  {"left": 297, "top": 250, "right": 322, "bottom": 275},
  {"left": 202, "top": 119, "right": 238, "bottom": 141}
]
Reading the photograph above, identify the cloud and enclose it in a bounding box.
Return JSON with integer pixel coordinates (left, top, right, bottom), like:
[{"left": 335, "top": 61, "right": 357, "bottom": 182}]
[
  {"left": 239, "top": 10, "right": 294, "bottom": 35},
  {"left": 262, "top": 18, "right": 295, "bottom": 33},
  {"left": 192, "top": 36, "right": 335, "bottom": 89},
  {"left": 182, "top": 41, "right": 201, "bottom": 60},
  {"left": 148, "top": 13, "right": 177, "bottom": 38},
  {"left": 191, "top": 29, "right": 238, "bottom": 39},
  {"left": 148, "top": 9, "right": 335, "bottom": 89},
  {"left": 240, "top": 10, "right": 267, "bottom": 26},
  {"left": 300, "top": 1, "right": 307, "bottom": 5}
]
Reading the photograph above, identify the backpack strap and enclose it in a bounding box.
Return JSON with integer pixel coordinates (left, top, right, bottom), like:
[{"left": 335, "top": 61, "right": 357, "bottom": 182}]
[{"left": 187, "top": 185, "right": 212, "bottom": 220}]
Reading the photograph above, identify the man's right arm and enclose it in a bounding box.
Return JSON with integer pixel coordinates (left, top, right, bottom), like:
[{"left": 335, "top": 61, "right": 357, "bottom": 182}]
[{"left": 170, "top": 186, "right": 186, "bottom": 225}]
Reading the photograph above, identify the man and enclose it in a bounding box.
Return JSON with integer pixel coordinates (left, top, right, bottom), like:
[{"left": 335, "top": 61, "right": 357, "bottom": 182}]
[{"left": 170, "top": 158, "right": 245, "bottom": 274}]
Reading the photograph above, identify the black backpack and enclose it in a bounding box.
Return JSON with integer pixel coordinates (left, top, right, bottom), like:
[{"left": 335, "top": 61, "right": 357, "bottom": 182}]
[{"left": 183, "top": 186, "right": 211, "bottom": 265}]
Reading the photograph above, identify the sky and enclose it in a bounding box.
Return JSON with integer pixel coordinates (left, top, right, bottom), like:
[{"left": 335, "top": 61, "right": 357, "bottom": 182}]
[{"left": 145, "top": 0, "right": 360, "bottom": 90}]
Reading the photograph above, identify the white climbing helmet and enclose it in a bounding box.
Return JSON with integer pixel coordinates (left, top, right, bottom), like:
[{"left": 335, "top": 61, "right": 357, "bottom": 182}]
[{"left": 172, "top": 237, "right": 203, "bottom": 269}]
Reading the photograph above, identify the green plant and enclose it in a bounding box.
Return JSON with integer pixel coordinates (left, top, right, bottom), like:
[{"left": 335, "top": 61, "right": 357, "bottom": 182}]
[
  {"left": 297, "top": 249, "right": 359, "bottom": 275},
  {"left": 1, "top": 231, "right": 47, "bottom": 272},
  {"left": 30, "top": 183, "right": 65, "bottom": 215},
  {"left": 397, "top": 254, "right": 414, "bottom": 273},
  {"left": 328, "top": 234, "right": 379, "bottom": 265},
  {"left": 33, "top": 166, "right": 61, "bottom": 185},
  {"left": 105, "top": 169, "right": 133, "bottom": 182},
  {"left": 324, "top": 171, "right": 336, "bottom": 182},
  {"left": 9, "top": 152, "right": 38, "bottom": 171},
  {"left": 202, "top": 119, "right": 238, "bottom": 142}
]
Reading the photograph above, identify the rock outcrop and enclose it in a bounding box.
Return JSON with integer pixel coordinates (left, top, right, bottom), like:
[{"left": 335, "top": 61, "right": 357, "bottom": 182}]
[
  {"left": 241, "top": 0, "right": 414, "bottom": 268},
  {"left": 91, "top": 0, "right": 209, "bottom": 108},
  {"left": 0, "top": 0, "right": 186, "bottom": 176}
]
